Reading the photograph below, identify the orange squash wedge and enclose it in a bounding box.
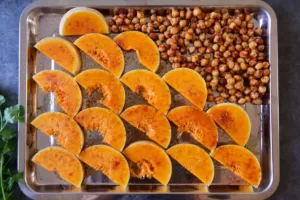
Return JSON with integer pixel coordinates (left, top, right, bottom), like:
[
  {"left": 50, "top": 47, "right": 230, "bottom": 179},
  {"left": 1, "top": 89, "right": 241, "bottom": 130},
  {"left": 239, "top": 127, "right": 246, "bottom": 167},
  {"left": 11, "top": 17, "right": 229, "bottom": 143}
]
[
  {"left": 123, "top": 141, "right": 172, "bottom": 185},
  {"left": 33, "top": 70, "right": 82, "bottom": 117},
  {"left": 59, "top": 7, "right": 109, "bottom": 36},
  {"left": 210, "top": 145, "right": 262, "bottom": 188},
  {"left": 167, "top": 106, "right": 218, "bottom": 150},
  {"left": 120, "top": 70, "right": 171, "bottom": 114},
  {"left": 74, "top": 107, "right": 126, "bottom": 151},
  {"left": 79, "top": 145, "right": 130, "bottom": 187},
  {"left": 120, "top": 105, "right": 171, "bottom": 148},
  {"left": 75, "top": 69, "right": 125, "bottom": 114},
  {"left": 167, "top": 144, "right": 214, "bottom": 185},
  {"left": 207, "top": 103, "right": 251, "bottom": 146},
  {"left": 162, "top": 68, "right": 207, "bottom": 110},
  {"left": 32, "top": 147, "right": 84, "bottom": 187},
  {"left": 35, "top": 37, "right": 81, "bottom": 75},
  {"left": 74, "top": 33, "right": 124, "bottom": 78},
  {"left": 31, "top": 112, "right": 84, "bottom": 155},
  {"left": 114, "top": 31, "right": 160, "bottom": 72}
]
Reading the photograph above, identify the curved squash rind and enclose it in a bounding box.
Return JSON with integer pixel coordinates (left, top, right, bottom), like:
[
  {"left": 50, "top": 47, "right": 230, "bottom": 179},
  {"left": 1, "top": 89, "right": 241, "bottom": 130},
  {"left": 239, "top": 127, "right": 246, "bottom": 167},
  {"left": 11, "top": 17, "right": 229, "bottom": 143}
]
[
  {"left": 33, "top": 70, "right": 82, "bottom": 117},
  {"left": 74, "top": 33, "right": 124, "bottom": 78},
  {"left": 167, "top": 144, "right": 214, "bottom": 185},
  {"left": 167, "top": 106, "right": 218, "bottom": 150},
  {"left": 35, "top": 37, "right": 82, "bottom": 75},
  {"left": 162, "top": 68, "right": 207, "bottom": 110},
  {"left": 75, "top": 69, "right": 125, "bottom": 114},
  {"left": 79, "top": 145, "right": 130, "bottom": 187},
  {"left": 207, "top": 103, "right": 251, "bottom": 146},
  {"left": 31, "top": 112, "right": 84, "bottom": 155},
  {"left": 210, "top": 145, "right": 262, "bottom": 188},
  {"left": 114, "top": 31, "right": 160, "bottom": 72},
  {"left": 75, "top": 107, "right": 126, "bottom": 151},
  {"left": 123, "top": 141, "right": 172, "bottom": 185},
  {"left": 120, "top": 70, "right": 171, "bottom": 114},
  {"left": 121, "top": 105, "right": 171, "bottom": 148},
  {"left": 59, "top": 7, "right": 109, "bottom": 36},
  {"left": 32, "top": 147, "right": 84, "bottom": 187}
]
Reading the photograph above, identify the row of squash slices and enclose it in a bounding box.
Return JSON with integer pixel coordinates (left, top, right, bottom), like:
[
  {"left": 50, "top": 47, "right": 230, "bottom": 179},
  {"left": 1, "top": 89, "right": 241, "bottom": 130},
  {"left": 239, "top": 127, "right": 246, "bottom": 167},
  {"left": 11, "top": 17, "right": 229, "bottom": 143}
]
[{"left": 31, "top": 7, "right": 262, "bottom": 189}]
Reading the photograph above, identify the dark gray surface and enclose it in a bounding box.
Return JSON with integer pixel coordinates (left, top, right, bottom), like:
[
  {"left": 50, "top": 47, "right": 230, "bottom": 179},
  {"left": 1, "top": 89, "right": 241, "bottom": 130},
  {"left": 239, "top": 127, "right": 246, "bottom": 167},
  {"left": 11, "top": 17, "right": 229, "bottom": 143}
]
[{"left": 0, "top": 0, "right": 299, "bottom": 199}]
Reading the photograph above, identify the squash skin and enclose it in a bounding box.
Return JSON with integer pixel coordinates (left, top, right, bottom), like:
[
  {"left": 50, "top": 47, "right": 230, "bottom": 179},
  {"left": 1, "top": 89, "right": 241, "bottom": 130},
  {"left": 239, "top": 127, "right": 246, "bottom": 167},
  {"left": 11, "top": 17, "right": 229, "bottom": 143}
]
[
  {"left": 114, "top": 31, "right": 160, "bottom": 72},
  {"left": 167, "top": 106, "right": 218, "bottom": 150},
  {"left": 207, "top": 103, "right": 251, "bottom": 146},
  {"left": 167, "top": 144, "right": 214, "bottom": 185},
  {"left": 74, "top": 33, "right": 124, "bottom": 78},
  {"left": 79, "top": 145, "right": 130, "bottom": 187},
  {"left": 120, "top": 69, "right": 171, "bottom": 114},
  {"left": 211, "top": 145, "right": 262, "bottom": 188},
  {"left": 35, "top": 37, "right": 82, "bottom": 75},
  {"left": 75, "top": 107, "right": 126, "bottom": 151},
  {"left": 32, "top": 147, "right": 84, "bottom": 187},
  {"left": 162, "top": 68, "right": 207, "bottom": 110},
  {"left": 121, "top": 105, "right": 171, "bottom": 148},
  {"left": 75, "top": 69, "right": 125, "bottom": 114},
  {"left": 59, "top": 7, "right": 109, "bottom": 36},
  {"left": 33, "top": 70, "right": 82, "bottom": 117},
  {"left": 31, "top": 112, "right": 84, "bottom": 155},
  {"left": 123, "top": 141, "right": 172, "bottom": 185}
]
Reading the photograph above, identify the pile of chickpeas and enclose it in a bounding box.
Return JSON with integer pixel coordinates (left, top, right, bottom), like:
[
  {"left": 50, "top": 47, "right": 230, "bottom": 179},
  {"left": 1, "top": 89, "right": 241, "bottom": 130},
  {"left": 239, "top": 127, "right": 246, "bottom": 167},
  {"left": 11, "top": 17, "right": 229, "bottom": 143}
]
[{"left": 109, "top": 7, "right": 270, "bottom": 105}]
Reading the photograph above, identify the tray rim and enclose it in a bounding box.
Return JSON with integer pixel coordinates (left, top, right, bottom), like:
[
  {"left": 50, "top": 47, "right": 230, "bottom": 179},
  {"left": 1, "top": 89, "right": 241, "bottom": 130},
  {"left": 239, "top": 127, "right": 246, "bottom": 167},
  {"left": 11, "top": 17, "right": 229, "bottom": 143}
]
[{"left": 18, "top": 0, "right": 279, "bottom": 199}]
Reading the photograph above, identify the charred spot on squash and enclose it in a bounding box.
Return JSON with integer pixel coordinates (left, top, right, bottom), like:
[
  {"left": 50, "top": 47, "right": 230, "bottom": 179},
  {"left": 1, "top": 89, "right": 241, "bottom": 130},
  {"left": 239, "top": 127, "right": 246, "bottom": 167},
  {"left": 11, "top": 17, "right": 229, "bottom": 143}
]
[
  {"left": 218, "top": 111, "right": 234, "bottom": 128},
  {"left": 112, "top": 160, "right": 121, "bottom": 169}
]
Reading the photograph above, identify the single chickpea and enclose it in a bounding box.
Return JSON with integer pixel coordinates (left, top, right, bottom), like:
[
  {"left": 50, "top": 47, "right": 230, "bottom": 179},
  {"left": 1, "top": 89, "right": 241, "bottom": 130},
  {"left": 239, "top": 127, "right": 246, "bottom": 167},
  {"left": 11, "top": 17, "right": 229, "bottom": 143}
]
[
  {"left": 261, "top": 76, "right": 269, "bottom": 83},
  {"left": 193, "top": 7, "right": 202, "bottom": 16},
  {"left": 137, "top": 11, "right": 145, "bottom": 19}
]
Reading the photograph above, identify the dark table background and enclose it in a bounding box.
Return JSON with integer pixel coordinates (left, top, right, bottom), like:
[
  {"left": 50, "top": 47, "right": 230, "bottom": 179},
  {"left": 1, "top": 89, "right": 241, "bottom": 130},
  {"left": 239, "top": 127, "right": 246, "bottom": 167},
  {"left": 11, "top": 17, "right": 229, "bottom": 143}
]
[{"left": 0, "top": 0, "right": 299, "bottom": 199}]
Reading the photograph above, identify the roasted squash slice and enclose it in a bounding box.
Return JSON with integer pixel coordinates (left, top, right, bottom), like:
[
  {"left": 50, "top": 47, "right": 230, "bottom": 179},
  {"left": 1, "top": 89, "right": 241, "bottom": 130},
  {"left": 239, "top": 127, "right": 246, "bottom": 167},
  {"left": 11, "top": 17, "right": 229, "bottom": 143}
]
[
  {"left": 211, "top": 145, "right": 262, "bottom": 188},
  {"left": 121, "top": 105, "right": 171, "bottom": 148},
  {"left": 74, "top": 33, "right": 124, "bottom": 78},
  {"left": 75, "top": 69, "right": 125, "bottom": 114},
  {"left": 31, "top": 112, "right": 84, "bottom": 155},
  {"left": 75, "top": 107, "right": 126, "bottom": 151},
  {"left": 33, "top": 70, "right": 82, "bottom": 117},
  {"left": 35, "top": 37, "right": 81, "bottom": 75},
  {"left": 167, "top": 106, "right": 218, "bottom": 150},
  {"left": 59, "top": 7, "right": 109, "bottom": 36},
  {"left": 167, "top": 144, "right": 214, "bottom": 185},
  {"left": 114, "top": 31, "right": 160, "bottom": 72},
  {"left": 79, "top": 145, "right": 130, "bottom": 187},
  {"left": 121, "top": 70, "right": 171, "bottom": 114},
  {"left": 207, "top": 103, "right": 251, "bottom": 146},
  {"left": 32, "top": 147, "right": 84, "bottom": 187},
  {"left": 163, "top": 68, "right": 207, "bottom": 110},
  {"left": 123, "top": 141, "right": 172, "bottom": 185}
]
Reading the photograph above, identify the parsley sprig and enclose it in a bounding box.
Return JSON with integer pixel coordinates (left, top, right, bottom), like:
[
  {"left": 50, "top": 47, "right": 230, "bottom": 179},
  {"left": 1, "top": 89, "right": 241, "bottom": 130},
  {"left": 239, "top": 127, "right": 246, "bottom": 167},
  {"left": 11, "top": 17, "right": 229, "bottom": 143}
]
[{"left": 0, "top": 95, "right": 24, "bottom": 200}]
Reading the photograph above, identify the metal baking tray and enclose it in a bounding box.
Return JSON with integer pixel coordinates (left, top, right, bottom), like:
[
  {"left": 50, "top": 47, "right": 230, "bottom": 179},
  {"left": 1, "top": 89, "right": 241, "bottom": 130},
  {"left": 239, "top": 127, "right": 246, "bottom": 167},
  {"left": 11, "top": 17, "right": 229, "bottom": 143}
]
[{"left": 18, "top": 0, "right": 279, "bottom": 199}]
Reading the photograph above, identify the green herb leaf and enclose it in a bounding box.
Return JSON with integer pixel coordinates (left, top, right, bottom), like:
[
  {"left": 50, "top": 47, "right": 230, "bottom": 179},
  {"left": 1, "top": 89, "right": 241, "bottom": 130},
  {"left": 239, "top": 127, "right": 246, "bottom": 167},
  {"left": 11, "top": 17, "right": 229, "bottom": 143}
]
[
  {"left": 4, "top": 105, "right": 24, "bottom": 124},
  {"left": 0, "top": 95, "right": 24, "bottom": 200},
  {"left": 7, "top": 173, "right": 22, "bottom": 191},
  {"left": 3, "top": 140, "right": 16, "bottom": 154},
  {"left": 3, "top": 169, "right": 11, "bottom": 176},
  {"left": 0, "top": 96, "right": 5, "bottom": 107},
  {"left": 0, "top": 127, "right": 16, "bottom": 142},
  {"left": 5, "top": 192, "right": 13, "bottom": 200}
]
